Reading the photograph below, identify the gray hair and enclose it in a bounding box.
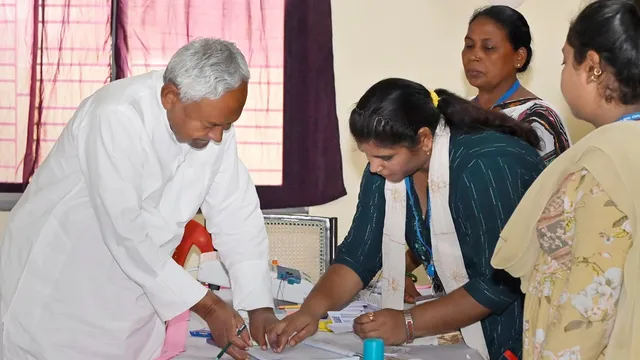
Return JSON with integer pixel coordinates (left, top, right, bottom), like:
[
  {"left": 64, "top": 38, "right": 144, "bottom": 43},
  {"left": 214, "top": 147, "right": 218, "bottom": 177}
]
[{"left": 163, "top": 38, "right": 250, "bottom": 103}]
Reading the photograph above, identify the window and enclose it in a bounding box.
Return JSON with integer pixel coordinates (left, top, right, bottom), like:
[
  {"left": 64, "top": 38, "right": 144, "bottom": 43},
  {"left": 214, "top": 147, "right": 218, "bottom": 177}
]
[
  {"left": 0, "top": 0, "right": 112, "bottom": 186},
  {"left": 0, "top": 0, "right": 284, "bottom": 189},
  {"left": 123, "top": 0, "right": 284, "bottom": 185},
  {"left": 0, "top": 0, "right": 26, "bottom": 185}
]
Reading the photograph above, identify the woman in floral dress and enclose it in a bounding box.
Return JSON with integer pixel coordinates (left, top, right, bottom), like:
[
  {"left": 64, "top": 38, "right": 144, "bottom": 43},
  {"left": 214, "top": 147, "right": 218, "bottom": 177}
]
[{"left": 491, "top": 0, "right": 640, "bottom": 359}]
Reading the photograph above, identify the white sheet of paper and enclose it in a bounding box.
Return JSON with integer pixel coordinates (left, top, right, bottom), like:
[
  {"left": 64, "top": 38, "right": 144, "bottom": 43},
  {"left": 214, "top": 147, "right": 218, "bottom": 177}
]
[
  {"left": 246, "top": 346, "right": 358, "bottom": 360},
  {"left": 325, "top": 300, "right": 380, "bottom": 334},
  {"left": 327, "top": 322, "right": 354, "bottom": 334}
]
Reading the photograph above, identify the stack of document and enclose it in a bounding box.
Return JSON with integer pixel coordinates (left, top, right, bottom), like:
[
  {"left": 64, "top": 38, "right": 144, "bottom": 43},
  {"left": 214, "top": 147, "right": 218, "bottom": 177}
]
[{"left": 326, "top": 301, "right": 380, "bottom": 333}]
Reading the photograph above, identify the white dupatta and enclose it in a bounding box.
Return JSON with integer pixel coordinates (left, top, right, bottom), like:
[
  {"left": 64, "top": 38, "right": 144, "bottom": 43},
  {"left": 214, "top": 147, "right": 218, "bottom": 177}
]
[{"left": 380, "top": 120, "right": 490, "bottom": 360}]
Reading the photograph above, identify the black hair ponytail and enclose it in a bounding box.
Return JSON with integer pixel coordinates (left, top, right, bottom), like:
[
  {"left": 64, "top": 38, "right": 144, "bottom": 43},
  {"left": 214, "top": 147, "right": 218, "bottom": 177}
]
[
  {"left": 349, "top": 78, "right": 540, "bottom": 150},
  {"left": 433, "top": 88, "right": 540, "bottom": 148}
]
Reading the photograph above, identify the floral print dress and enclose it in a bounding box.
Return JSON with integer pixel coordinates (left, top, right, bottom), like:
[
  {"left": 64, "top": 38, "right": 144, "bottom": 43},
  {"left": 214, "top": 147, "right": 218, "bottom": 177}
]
[{"left": 524, "top": 168, "right": 633, "bottom": 359}]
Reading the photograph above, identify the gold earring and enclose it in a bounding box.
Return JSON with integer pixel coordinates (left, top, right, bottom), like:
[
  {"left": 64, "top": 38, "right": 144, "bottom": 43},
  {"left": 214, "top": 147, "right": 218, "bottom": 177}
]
[
  {"left": 591, "top": 68, "right": 602, "bottom": 81},
  {"left": 516, "top": 63, "right": 521, "bottom": 68}
]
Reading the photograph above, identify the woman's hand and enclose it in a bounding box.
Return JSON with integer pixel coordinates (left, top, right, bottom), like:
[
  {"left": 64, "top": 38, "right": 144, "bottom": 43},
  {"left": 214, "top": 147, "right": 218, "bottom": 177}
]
[
  {"left": 353, "top": 309, "right": 408, "bottom": 345},
  {"left": 248, "top": 308, "right": 279, "bottom": 350},
  {"left": 404, "top": 275, "right": 421, "bottom": 304},
  {"left": 266, "top": 309, "right": 321, "bottom": 352}
]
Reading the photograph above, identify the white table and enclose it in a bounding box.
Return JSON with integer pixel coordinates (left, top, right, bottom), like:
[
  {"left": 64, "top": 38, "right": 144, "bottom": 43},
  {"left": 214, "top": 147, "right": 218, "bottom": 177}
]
[{"left": 177, "top": 312, "right": 483, "bottom": 360}]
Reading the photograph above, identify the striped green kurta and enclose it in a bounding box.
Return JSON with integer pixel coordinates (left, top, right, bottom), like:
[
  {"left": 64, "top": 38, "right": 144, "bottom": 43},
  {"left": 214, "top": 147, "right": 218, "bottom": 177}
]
[{"left": 333, "top": 130, "right": 545, "bottom": 360}]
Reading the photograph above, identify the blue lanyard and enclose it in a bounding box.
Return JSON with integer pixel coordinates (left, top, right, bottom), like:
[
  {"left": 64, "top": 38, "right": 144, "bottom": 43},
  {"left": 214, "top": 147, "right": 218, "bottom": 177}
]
[
  {"left": 473, "top": 79, "right": 521, "bottom": 107},
  {"left": 404, "top": 177, "right": 436, "bottom": 279},
  {"left": 617, "top": 112, "right": 640, "bottom": 122}
]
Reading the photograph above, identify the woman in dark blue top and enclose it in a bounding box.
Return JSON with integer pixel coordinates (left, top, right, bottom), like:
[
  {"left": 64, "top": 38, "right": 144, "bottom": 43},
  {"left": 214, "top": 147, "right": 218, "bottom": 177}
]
[{"left": 267, "top": 78, "right": 544, "bottom": 360}]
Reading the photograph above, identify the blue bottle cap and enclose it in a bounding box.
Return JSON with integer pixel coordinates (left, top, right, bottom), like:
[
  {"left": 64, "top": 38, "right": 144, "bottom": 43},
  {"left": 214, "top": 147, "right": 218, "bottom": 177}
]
[{"left": 363, "top": 338, "right": 384, "bottom": 360}]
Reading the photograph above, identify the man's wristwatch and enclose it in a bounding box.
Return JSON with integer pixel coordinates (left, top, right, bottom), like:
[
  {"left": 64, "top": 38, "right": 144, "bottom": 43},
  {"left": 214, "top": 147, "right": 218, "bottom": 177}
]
[{"left": 403, "top": 309, "right": 415, "bottom": 344}]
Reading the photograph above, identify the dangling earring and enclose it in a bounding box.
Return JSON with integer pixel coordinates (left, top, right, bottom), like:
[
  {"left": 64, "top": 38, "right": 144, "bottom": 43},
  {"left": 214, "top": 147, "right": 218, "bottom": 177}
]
[{"left": 591, "top": 68, "right": 602, "bottom": 82}]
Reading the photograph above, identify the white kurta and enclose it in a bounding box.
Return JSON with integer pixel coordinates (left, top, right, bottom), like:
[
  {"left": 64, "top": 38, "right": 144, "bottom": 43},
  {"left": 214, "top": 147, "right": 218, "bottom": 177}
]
[{"left": 0, "top": 70, "right": 273, "bottom": 359}]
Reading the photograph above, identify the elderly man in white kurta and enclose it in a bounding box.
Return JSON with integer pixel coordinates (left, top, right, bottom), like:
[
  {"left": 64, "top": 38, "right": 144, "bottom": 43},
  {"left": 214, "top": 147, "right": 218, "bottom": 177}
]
[{"left": 0, "top": 38, "right": 277, "bottom": 360}]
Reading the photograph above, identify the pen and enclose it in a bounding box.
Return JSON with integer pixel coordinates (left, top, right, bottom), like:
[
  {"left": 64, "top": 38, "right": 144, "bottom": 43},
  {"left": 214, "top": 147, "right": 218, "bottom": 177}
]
[
  {"left": 215, "top": 323, "right": 247, "bottom": 360},
  {"left": 189, "top": 328, "right": 212, "bottom": 338}
]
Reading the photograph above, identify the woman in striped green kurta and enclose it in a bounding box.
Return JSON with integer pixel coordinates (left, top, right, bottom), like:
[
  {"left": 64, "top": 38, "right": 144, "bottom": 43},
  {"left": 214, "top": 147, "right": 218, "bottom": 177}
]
[
  {"left": 339, "top": 130, "right": 543, "bottom": 359},
  {"left": 267, "top": 78, "right": 544, "bottom": 360}
]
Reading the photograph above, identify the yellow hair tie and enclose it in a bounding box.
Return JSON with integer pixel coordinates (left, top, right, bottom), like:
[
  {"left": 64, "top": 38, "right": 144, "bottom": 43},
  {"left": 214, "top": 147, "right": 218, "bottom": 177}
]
[{"left": 430, "top": 90, "right": 439, "bottom": 107}]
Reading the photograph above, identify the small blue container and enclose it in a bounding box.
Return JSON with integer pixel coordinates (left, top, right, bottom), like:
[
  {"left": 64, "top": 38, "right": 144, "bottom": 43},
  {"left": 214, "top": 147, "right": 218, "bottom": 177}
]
[{"left": 363, "top": 338, "right": 384, "bottom": 360}]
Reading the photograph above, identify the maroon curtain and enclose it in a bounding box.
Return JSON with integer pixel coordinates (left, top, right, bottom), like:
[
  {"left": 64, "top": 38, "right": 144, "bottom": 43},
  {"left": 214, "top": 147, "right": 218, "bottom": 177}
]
[{"left": 256, "top": 0, "right": 346, "bottom": 209}]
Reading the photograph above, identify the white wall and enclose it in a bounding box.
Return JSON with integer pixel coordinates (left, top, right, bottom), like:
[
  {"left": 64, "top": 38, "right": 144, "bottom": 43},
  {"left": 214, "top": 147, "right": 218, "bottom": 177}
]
[
  {"left": 309, "top": 0, "right": 594, "bottom": 241},
  {"left": 0, "top": 0, "right": 594, "bottom": 245}
]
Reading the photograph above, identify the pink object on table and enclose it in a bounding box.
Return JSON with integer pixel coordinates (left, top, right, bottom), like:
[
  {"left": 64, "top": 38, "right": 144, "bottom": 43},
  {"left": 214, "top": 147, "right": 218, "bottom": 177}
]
[
  {"left": 154, "top": 310, "right": 190, "bottom": 360},
  {"left": 158, "top": 220, "right": 212, "bottom": 359}
]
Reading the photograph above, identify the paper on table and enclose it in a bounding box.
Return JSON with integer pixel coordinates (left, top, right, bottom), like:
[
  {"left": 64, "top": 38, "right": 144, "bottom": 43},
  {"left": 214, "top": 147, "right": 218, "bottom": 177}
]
[
  {"left": 304, "top": 338, "right": 361, "bottom": 357},
  {"left": 327, "top": 322, "right": 353, "bottom": 334},
  {"left": 326, "top": 300, "right": 379, "bottom": 333},
  {"left": 246, "top": 346, "right": 357, "bottom": 360},
  {"left": 178, "top": 340, "right": 324, "bottom": 360},
  {"left": 246, "top": 332, "right": 362, "bottom": 360}
]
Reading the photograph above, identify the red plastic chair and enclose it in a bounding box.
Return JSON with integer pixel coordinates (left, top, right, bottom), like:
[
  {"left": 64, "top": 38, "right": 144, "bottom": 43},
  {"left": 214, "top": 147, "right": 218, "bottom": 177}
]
[{"left": 172, "top": 220, "right": 214, "bottom": 267}]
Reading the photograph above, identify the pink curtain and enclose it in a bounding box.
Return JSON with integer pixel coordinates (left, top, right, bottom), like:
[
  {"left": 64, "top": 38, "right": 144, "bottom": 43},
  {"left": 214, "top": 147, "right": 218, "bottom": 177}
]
[
  {"left": 0, "top": 0, "right": 111, "bottom": 190},
  {"left": 1, "top": 0, "right": 345, "bottom": 208},
  {"left": 1, "top": 0, "right": 283, "bottom": 189},
  {"left": 116, "top": 0, "right": 284, "bottom": 186}
]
